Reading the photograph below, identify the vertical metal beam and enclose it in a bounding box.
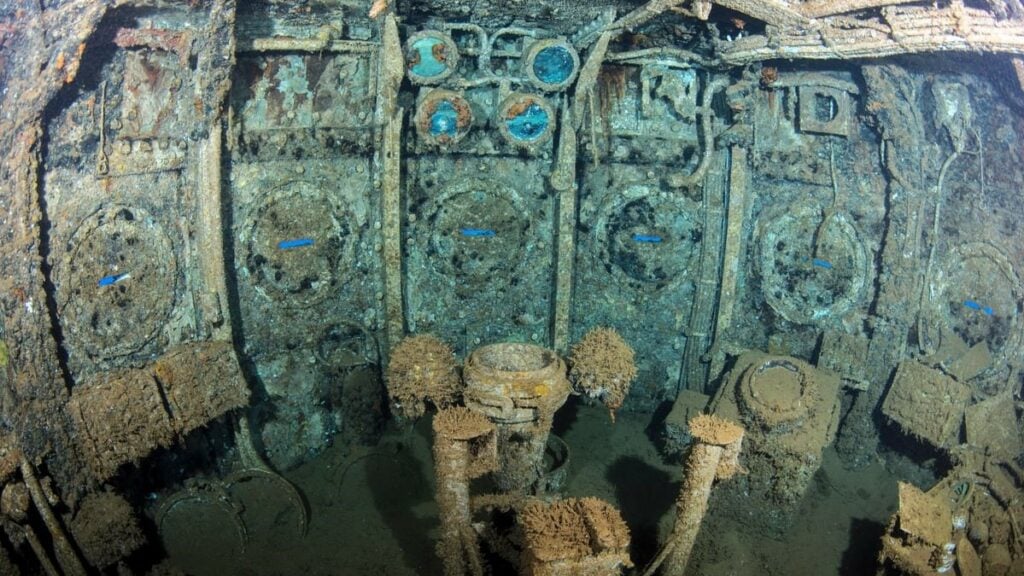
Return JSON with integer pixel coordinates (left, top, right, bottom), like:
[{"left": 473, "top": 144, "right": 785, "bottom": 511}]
[
  {"left": 682, "top": 149, "right": 729, "bottom": 394},
  {"left": 196, "top": 127, "right": 231, "bottom": 340},
  {"left": 377, "top": 14, "right": 405, "bottom": 351},
  {"left": 552, "top": 32, "right": 610, "bottom": 353},
  {"left": 381, "top": 114, "right": 404, "bottom": 351},
  {"left": 709, "top": 145, "right": 748, "bottom": 381},
  {"left": 551, "top": 110, "right": 578, "bottom": 353}
]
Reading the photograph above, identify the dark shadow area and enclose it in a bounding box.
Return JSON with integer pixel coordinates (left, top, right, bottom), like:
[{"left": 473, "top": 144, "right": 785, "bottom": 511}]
[
  {"left": 551, "top": 394, "right": 581, "bottom": 437},
  {"left": 364, "top": 420, "right": 441, "bottom": 575},
  {"left": 840, "top": 517, "right": 887, "bottom": 575},
  {"left": 607, "top": 455, "right": 677, "bottom": 564},
  {"left": 643, "top": 399, "right": 674, "bottom": 457}
]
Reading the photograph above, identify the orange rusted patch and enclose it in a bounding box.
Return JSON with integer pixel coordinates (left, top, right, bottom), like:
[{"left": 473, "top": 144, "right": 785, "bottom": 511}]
[
  {"left": 453, "top": 98, "right": 472, "bottom": 126},
  {"left": 431, "top": 42, "right": 447, "bottom": 63},
  {"left": 505, "top": 98, "right": 534, "bottom": 120},
  {"left": 63, "top": 45, "right": 85, "bottom": 84}
]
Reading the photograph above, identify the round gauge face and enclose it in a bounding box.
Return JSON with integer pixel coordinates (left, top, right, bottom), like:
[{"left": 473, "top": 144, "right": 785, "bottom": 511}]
[
  {"left": 415, "top": 90, "right": 474, "bottom": 146},
  {"left": 533, "top": 45, "right": 575, "bottom": 85},
  {"left": 527, "top": 41, "right": 579, "bottom": 90},
  {"left": 498, "top": 93, "right": 555, "bottom": 147},
  {"left": 405, "top": 31, "right": 458, "bottom": 84}
]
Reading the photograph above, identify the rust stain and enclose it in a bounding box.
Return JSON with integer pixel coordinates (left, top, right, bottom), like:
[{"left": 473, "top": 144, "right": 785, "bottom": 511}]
[
  {"left": 506, "top": 98, "right": 534, "bottom": 119},
  {"left": 431, "top": 42, "right": 447, "bottom": 63}
]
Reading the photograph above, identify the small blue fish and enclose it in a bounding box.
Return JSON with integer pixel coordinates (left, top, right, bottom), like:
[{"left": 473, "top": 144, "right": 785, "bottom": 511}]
[
  {"left": 278, "top": 237, "right": 314, "bottom": 250},
  {"left": 963, "top": 299, "right": 982, "bottom": 311},
  {"left": 632, "top": 234, "right": 662, "bottom": 244},
  {"left": 460, "top": 228, "right": 495, "bottom": 238},
  {"left": 97, "top": 273, "right": 130, "bottom": 287},
  {"left": 812, "top": 258, "right": 833, "bottom": 269},
  {"left": 983, "top": 306, "right": 994, "bottom": 316}
]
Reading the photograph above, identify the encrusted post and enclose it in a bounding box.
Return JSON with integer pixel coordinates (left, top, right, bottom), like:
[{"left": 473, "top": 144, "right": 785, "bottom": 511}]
[
  {"left": 659, "top": 415, "right": 745, "bottom": 576},
  {"left": 432, "top": 407, "right": 498, "bottom": 576},
  {"left": 377, "top": 13, "right": 406, "bottom": 352}
]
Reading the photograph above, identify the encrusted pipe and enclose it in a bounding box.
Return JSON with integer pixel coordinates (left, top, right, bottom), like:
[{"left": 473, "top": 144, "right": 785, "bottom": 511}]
[
  {"left": 20, "top": 460, "right": 87, "bottom": 576},
  {"left": 2, "top": 481, "right": 59, "bottom": 576},
  {"left": 21, "top": 523, "right": 61, "bottom": 576},
  {"left": 433, "top": 407, "right": 498, "bottom": 576},
  {"left": 647, "top": 415, "right": 745, "bottom": 576},
  {"left": 667, "top": 76, "right": 729, "bottom": 189}
]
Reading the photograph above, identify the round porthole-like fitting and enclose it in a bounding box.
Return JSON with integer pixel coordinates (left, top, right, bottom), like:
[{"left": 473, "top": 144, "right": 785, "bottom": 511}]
[
  {"left": 426, "top": 179, "right": 529, "bottom": 282},
  {"left": 524, "top": 38, "right": 579, "bottom": 91},
  {"left": 921, "top": 242, "right": 1024, "bottom": 384},
  {"left": 405, "top": 31, "right": 458, "bottom": 85},
  {"left": 243, "top": 181, "right": 353, "bottom": 309},
  {"left": 496, "top": 93, "right": 555, "bottom": 148},
  {"left": 415, "top": 90, "right": 474, "bottom": 147}
]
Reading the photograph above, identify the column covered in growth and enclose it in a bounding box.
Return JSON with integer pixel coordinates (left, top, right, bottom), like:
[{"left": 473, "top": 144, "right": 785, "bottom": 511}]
[
  {"left": 661, "top": 414, "right": 745, "bottom": 576},
  {"left": 433, "top": 406, "right": 498, "bottom": 576}
]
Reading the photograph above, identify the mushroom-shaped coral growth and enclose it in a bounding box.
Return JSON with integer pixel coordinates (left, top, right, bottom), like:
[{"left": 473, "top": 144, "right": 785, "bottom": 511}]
[
  {"left": 385, "top": 334, "right": 461, "bottom": 420},
  {"left": 568, "top": 327, "right": 637, "bottom": 416}
]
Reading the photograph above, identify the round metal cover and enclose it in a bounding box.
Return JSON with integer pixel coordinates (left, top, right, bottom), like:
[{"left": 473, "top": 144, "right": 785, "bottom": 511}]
[
  {"left": 596, "top": 185, "right": 702, "bottom": 289},
  {"left": 57, "top": 205, "right": 178, "bottom": 360},
  {"left": 497, "top": 92, "right": 555, "bottom": 148},
  {"left": 242, "top": 181, "right": 353, "bottom": 308},
  {"left": 739, "top": 357, "right": 814, "bottom": 430},
  {"left": 924, "top": 242, "right": 1023, "bottom": 377},
  {"left": 757, "top": 205, "right": 866, "bottom": 325},
  {"left": 426, "top": 179, "right": 530, "bottom": 283}
]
